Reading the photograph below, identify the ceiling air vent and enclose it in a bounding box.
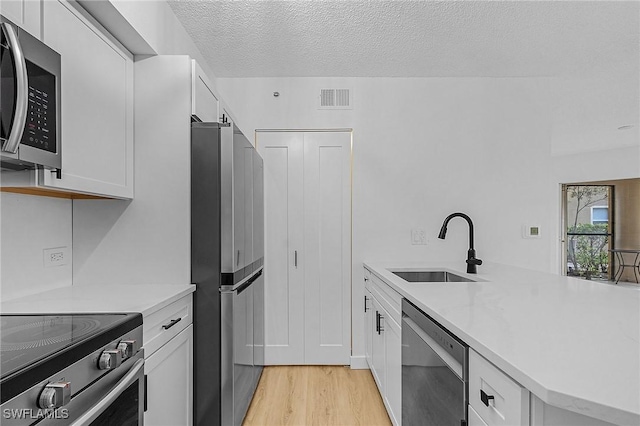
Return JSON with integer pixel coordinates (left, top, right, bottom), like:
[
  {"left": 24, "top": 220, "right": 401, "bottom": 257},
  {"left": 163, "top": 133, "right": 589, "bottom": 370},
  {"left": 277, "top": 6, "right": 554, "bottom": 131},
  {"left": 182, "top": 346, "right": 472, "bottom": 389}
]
[{"left": 319, "top": 89, "right": 352, "bottom": 110}]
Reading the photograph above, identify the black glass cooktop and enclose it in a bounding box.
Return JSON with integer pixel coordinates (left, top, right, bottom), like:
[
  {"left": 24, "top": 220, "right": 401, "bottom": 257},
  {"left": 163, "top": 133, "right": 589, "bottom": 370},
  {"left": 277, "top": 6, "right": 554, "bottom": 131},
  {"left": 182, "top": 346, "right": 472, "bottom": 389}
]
[{"left": 0, "top": 313, "right": 142, "bottom": 404}]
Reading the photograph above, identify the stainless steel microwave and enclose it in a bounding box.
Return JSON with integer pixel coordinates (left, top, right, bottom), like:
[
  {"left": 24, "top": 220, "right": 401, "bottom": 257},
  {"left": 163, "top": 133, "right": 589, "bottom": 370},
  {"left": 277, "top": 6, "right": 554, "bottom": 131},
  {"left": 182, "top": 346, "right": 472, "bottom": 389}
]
[{"left": 1, "top": 16, "right": 61, "bottom": 171}]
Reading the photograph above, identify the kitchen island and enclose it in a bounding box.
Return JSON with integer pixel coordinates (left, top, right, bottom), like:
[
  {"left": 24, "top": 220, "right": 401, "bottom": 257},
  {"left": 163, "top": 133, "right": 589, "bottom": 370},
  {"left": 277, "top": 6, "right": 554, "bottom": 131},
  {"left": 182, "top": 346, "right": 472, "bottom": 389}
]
[{"left": 365, "top": 261, "right": 640, "bottom": 426}]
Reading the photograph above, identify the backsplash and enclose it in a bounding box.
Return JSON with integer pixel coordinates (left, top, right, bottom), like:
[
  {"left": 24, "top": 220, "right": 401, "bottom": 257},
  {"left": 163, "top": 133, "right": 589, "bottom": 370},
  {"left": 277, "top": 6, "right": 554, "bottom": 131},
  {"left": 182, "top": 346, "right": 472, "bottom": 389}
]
[{"left": 0, "top": 192, "right": 73, "bottom": 300}]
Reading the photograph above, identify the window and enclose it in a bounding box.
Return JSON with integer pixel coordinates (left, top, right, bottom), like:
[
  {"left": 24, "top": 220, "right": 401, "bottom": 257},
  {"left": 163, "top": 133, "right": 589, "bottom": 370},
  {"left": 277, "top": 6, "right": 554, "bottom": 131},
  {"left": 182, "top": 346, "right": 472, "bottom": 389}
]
[
  {"left": 591, "top": 206, "right": 608, "bottom": 225},
  {"left": 563, "top": 185, "right": 613, "bottom": 281}
]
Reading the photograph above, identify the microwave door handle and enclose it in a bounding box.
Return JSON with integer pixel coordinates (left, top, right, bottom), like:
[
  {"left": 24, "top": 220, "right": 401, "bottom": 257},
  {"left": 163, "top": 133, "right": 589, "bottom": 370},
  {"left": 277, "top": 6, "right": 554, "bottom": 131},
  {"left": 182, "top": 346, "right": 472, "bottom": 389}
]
[{"left": 0, "top": 22, "right": 28, "bottom": 154}]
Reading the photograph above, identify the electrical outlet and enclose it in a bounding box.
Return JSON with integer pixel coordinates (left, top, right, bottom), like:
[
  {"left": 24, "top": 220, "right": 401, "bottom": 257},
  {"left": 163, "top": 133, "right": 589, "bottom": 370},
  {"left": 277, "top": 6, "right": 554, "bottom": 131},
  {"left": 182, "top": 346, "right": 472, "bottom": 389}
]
[
  {"left": 44, "top": 247, "right": 69, "bottom": 267},
  {"left": 411, "top": 228, "right": 427, "bottom": 245}
]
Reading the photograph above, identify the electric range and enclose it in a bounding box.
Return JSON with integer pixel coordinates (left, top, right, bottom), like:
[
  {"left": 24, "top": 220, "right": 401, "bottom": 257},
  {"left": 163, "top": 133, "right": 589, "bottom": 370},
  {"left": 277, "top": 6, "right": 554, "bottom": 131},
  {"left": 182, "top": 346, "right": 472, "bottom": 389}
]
[{"left": 1, "top": 313, "right": 144, "bottom": 425}]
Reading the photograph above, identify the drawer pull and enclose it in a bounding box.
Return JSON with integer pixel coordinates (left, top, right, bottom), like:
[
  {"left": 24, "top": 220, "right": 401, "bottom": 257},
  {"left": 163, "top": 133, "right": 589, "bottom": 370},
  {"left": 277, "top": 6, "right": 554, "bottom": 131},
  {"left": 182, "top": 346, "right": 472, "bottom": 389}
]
[
  {"left": 480, "top": 389, "right": 495, "bottom": 406},
  {"left": 162, "top": 318, "right": 182, "bottom": 330}
]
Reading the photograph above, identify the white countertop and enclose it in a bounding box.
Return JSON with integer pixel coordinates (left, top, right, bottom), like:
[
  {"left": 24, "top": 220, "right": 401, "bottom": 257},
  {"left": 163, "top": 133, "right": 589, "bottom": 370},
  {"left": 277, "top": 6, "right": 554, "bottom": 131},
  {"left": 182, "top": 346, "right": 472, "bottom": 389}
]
[
  {"left": 364, "top": 261, "right": 640, "bottom": 426},
  {"left": 0, "top": 284, "right": 195, "bottom": 317}
]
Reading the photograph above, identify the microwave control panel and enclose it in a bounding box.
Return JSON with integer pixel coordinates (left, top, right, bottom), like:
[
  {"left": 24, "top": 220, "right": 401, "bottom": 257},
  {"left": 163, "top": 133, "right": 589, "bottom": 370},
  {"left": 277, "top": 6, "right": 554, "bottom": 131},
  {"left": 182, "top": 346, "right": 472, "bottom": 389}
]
[{"left": 22, "top": 60, "right": 57, "bottom": 153}]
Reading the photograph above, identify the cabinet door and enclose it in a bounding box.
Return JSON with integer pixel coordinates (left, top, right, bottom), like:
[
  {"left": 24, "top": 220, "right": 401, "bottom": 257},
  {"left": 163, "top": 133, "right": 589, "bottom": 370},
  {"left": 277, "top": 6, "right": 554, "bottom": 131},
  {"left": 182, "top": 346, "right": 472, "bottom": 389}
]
[
  {"left": 2, "top": 0, "right": 41, "bottom": 38},
  {"left": 145, "top": 325, "right": 193, "bottom": 426},
  {"left": 364, "top": 289, "right": 373, "bottom": 368},
  {"left": 371, "top": 297, "right": 386, "bottom": 393},
  {"left": 303, "top": 132, "right": 351, "bottom": 364},
  {"left": 259, "top": 132, "right": 305, "bottom": 364},
  {"left": 41, "top": 0, "right": 133, "bottom": 199},
  {"left": 384, "top": 315, "right": 402, "bottom": 426},
  {"left": 469, "top": 349, "right": 530, "bottom": 426},
  {"left": 469, "top": 405, "right": 489, "bottom": 426},
  {"left": 191, "top": 60, "right": 218, "bottom": 122}
]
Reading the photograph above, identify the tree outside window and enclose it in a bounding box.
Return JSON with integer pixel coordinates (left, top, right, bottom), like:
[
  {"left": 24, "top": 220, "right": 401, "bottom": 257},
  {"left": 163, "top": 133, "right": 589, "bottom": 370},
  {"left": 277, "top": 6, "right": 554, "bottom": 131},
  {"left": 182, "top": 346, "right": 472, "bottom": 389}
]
[{"left": 565, "top": 185, "right": 612, "bottom": 280}]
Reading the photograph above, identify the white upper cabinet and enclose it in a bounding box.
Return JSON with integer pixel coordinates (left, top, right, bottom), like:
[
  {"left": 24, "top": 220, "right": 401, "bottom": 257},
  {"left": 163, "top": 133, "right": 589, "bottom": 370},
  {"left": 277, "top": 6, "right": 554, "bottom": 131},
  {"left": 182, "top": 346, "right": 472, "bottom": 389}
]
[
  {"left": 40, "top": 0, "right": 134, "bottom": 199},
  {"left": 1, "top": 0, "right": 41, "bottom": 39},
  {"left": 191, "top": 60, "right": 219, "bottom": 122}
]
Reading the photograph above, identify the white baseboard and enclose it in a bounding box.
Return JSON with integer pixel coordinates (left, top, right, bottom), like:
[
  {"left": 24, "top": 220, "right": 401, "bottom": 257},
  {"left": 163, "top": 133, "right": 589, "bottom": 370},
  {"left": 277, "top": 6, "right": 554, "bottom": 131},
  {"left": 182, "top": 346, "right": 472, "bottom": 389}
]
[{"left": 350, "top": 355, "right": 369, "bottom": 369}]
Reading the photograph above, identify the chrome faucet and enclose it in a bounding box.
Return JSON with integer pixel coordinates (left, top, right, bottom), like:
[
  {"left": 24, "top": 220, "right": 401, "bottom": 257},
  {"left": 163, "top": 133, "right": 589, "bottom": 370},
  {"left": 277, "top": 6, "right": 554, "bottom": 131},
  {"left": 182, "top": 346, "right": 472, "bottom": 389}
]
[{"left": 438, "top": 212, "right": 483, "bottom": 274}]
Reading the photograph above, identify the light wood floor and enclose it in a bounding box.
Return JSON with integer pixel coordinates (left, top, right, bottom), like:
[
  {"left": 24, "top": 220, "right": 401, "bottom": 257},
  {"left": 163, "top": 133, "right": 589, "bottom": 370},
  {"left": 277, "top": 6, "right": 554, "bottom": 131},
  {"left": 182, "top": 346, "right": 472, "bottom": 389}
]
[{"left": 243, "top": 366, "right": 392, "bottom": 426}]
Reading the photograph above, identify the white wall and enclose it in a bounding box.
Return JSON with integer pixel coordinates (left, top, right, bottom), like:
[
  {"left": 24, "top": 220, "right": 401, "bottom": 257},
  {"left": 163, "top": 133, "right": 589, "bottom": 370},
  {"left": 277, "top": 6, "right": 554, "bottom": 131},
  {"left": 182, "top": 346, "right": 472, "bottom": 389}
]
[
  {"left": 0, "top": 192, "right": 73, "bottom": 299},
  {"left": 217, "top": 73, "right": 639, "bottom": 362}
]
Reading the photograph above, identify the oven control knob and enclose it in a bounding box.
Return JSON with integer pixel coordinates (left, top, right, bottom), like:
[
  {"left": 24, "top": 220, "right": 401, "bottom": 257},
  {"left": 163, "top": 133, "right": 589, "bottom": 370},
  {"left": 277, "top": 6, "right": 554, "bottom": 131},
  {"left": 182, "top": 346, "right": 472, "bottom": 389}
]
[
  {"left": 98, "top": 349, "right": 122, "bottom": 370},
  {"left": 117, "top": 339, "right": 140, "bottom": 360},
  {"left": 38, "top": 382, "right": 71, "bottom": 409}
]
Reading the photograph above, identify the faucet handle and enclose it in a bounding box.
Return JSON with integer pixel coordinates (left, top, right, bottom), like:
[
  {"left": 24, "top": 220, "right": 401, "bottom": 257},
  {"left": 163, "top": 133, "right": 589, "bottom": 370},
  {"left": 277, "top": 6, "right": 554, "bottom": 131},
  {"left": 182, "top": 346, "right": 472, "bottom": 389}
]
[{"left": 467, "top": 257, "right": 482, "bottom": 266}]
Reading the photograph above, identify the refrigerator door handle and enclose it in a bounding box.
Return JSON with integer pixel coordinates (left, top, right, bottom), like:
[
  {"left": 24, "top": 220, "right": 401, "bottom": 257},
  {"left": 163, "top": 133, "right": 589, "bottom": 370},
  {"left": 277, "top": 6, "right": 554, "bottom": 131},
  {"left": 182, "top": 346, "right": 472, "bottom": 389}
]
[{"left": 236, "top": 269, "right": 263, "bottom": 295}]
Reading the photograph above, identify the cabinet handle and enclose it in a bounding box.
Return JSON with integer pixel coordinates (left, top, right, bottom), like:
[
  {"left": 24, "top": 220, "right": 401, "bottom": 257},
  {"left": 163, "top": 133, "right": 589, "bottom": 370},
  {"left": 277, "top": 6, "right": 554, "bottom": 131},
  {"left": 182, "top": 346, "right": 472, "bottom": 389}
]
[
  {"left": 162, "top": 318, "right": 182, "bottom": 330},
  {"left": 480, "top": 389, "right": 495, "bottom": 407},
  {"left": 237, "top": 250, "right": 240, "bottom": 266},
  {"left": 364, "top": 295, "right": 369, "bottom": 312},
  {"left": 294, "top": 250, "right": 298, "bottom": 268},
  {"left": 364, "top": 277, "right": 369, "bottom": 282},
  {"left": 376, "top": 311, "right": 384, "bottom": 334}
]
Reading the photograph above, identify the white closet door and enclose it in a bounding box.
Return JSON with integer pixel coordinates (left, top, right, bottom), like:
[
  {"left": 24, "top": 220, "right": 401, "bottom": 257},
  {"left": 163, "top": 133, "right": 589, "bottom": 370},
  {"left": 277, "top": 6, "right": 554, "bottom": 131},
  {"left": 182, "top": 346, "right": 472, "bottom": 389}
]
[
  {"left": 303, "top": 132, "right": 351, "bottom": 364},
  {"left": 259, "top": 132, "right": 305, "bottom": 364}
]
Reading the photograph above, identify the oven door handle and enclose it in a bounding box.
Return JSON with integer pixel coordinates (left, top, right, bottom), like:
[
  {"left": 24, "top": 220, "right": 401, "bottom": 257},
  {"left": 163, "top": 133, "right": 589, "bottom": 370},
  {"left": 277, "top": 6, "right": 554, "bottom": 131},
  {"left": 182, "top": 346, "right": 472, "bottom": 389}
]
[
  {"left": 69, "top": 358, "right": 145, "bottom": 426},
  {"left": 0, "top": 22, "right": 28, "bottom": 154},
  {"left": 403, "top": 316, "right": 463, "bottom": 379}
]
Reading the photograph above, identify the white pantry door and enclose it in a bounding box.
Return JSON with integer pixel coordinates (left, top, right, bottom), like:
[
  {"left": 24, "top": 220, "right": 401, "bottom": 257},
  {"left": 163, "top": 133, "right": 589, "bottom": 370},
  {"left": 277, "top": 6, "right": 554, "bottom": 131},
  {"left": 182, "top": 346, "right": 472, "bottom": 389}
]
[
  {"left": 258, "top": 131, "right": 351, "bottom": 365},
  {"left": 258, "top": 132, "right": 305, "bottom": 364}
]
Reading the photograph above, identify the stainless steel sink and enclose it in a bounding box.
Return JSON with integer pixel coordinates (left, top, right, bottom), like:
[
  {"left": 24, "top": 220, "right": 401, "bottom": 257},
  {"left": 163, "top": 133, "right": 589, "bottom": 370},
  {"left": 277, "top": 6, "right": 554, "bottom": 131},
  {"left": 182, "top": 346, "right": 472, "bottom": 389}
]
[{"left": 390, "top": 270, "right": 475, "bottom": 283}]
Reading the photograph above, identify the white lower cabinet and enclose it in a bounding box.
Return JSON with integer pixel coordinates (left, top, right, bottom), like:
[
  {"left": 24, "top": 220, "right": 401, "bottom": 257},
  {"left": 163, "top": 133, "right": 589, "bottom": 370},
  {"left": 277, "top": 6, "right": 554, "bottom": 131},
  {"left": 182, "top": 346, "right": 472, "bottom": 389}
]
[
  {"left": 469, "top": 348, "right": 618, "bottom": 426},
  {"left": 143, "top": 295, "right": 194, "bottom": 426},
  {"left": 364, "top": 267, "right": 401, "bottom": 425},
  {"left": 383, "top": 312, "right": 401, "bottom": 425},
  {"left": 469, "top": 349, "right": 530, "bottom": 426},
  {"left": 468, "top": 404, "right": 489, "bottom": 426}
]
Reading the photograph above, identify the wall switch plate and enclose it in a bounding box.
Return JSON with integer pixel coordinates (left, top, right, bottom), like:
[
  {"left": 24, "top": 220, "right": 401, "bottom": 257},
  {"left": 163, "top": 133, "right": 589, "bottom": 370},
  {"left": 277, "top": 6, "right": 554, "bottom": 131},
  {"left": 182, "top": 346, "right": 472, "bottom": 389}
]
[
  {"left": 44, "top": 247, "right": 69, "bottom": 267},
  {"left": 411, "top": 228, "right": 427, "bottom": 245},
  {"left": 522, "top": 225, "right": 541, "bottom": 239}
]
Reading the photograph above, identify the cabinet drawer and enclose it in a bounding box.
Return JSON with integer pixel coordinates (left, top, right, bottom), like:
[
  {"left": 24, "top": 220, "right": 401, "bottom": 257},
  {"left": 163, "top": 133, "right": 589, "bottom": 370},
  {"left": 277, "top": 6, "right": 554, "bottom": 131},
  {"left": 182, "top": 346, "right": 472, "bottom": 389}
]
[
  {"left": 469, "top": 349, "right": 530, "bottom": 426},
  {"left": 144, "top": 294, "right": 193, "bottom": 357},
  {"left": 370, "top": 273, "right": 402, "bottom": 325},
  {"left": 364, "top": 267, "right": 372, "bottom": 289}
]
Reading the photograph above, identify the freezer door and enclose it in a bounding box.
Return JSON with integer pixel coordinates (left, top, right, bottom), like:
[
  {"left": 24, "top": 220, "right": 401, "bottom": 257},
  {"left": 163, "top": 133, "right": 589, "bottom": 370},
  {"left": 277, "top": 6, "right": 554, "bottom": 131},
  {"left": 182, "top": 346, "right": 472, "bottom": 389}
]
[{"left": 191, "top": 122, "right": 222, "bottom": 426}]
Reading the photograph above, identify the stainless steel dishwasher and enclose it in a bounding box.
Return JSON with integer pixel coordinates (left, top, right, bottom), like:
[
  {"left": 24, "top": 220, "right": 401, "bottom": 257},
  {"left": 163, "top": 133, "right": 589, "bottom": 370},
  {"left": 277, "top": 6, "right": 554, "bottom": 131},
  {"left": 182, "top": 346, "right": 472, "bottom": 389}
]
[{"left": 402, "top": 299, "right": 468, "bottom": 426}]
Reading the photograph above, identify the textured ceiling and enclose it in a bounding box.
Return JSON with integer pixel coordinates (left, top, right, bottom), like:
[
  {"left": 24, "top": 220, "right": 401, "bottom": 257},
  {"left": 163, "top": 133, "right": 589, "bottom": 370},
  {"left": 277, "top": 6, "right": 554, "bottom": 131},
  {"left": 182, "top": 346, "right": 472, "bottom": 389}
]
[{"left": 167, "top": 1, "right": 639, "bottom": 78}]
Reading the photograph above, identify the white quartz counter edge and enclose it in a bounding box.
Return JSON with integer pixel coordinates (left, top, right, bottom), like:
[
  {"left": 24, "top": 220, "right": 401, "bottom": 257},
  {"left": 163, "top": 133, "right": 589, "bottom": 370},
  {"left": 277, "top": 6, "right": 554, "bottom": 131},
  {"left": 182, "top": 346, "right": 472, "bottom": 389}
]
[
  {"left": 0, "top": 284, "right": 195, "bottom": 317},
  {"left": 364, "top": 261, "right": 640, "bottom": 426}
]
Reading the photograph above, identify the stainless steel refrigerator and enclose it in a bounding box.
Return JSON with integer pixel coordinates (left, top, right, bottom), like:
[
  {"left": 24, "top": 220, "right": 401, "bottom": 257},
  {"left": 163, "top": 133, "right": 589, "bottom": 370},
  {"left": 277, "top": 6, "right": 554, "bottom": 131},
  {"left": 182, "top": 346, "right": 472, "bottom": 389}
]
[{"left": 191, "top": 121, "right": 264, "bottom": 426}]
